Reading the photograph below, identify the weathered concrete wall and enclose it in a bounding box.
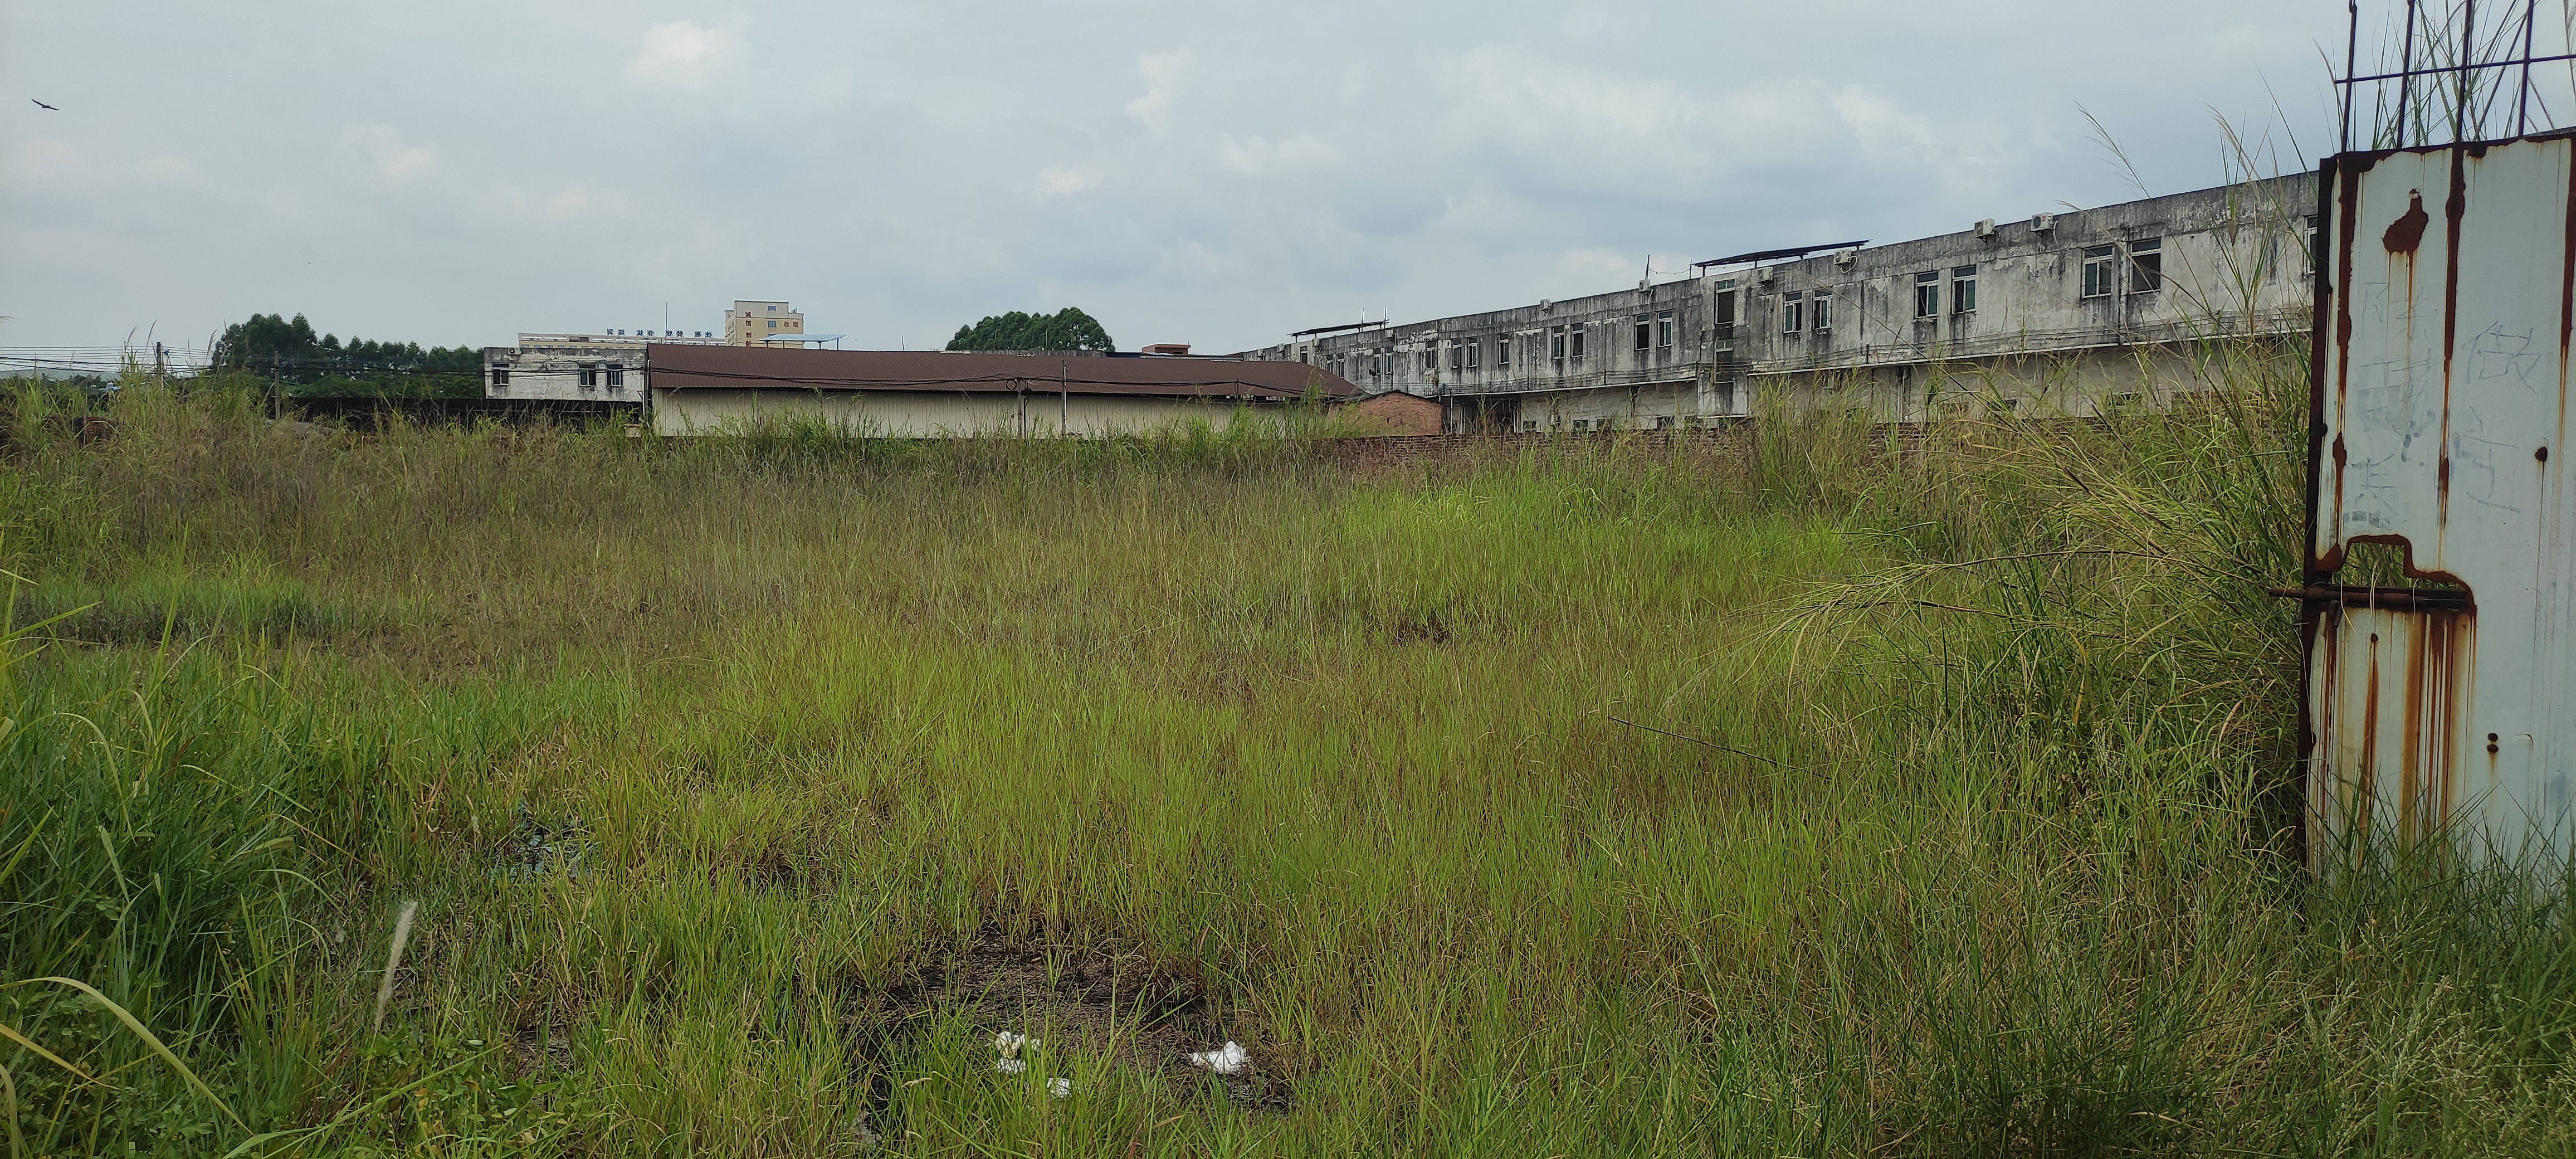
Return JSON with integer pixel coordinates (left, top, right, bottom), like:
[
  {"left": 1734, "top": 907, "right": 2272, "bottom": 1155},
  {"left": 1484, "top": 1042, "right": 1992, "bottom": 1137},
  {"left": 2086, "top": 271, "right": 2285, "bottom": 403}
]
[
  {"left": 485, "top": 341, "right": 650, "bottom": 404},
  {"left": 649, "top": 387, "right": 1290, "bottom": 437},
  {"left": 1240, "top": 173, "right": 2317, "bottom": 428}
]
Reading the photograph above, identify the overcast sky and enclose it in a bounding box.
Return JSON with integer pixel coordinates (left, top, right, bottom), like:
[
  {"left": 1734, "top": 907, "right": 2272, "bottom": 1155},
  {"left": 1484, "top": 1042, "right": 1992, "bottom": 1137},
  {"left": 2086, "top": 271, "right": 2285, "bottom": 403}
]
[{"left": 2, "top": 3, "right": 2376, "bottom": 356}]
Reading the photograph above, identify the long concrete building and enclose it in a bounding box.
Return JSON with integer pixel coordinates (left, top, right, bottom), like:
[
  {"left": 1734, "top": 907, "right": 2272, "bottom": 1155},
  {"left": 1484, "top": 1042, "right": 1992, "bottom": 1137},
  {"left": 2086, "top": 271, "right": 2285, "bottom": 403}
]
[
  {"left": 1243, "top": 174, "right": 2318, "bottom": 431},
  {"left": 642, "top": 345, "right": 1356, "bottom": 437}
]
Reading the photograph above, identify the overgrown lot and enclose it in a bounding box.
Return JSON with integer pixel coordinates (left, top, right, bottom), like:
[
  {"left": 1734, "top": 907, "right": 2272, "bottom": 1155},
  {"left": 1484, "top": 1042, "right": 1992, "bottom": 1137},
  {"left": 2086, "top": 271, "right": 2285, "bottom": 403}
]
[{"left": 4, "top": 364, "right": 2573, "bottom": 1157}]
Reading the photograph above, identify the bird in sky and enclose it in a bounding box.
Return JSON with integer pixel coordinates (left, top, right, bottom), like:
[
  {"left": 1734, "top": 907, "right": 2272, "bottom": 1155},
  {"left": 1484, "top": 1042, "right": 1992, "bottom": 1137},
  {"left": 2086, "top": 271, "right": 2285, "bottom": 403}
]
[{"left": 31, "top": 100, "right": 59, "bottom": 110}]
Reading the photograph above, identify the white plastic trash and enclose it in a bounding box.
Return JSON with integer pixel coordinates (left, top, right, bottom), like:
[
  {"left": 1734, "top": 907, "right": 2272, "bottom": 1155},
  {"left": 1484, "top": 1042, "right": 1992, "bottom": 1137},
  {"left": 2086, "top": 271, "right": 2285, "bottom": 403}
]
[{"left": 1185, "top": 1041, "right": 1250, "bottom": 1076}]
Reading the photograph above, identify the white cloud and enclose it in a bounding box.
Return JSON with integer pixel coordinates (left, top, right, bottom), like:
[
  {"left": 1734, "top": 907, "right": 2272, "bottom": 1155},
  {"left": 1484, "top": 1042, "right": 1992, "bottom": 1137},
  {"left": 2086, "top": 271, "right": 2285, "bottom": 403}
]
[
  {"left": 1216, "top": 133, "right": 1337, "bottom": 177},
  {"left": 1124, "top": 50, "right": 1194, "bottom": 135},
  {"left": 338, "top": 124, "right": 437, "bottom": 182},
  {"left": 626, "top": 21, "right": 744, "bottom": 91},
  {"left": 1034, "top": 165, "right": 1101, "bottom": 199}
]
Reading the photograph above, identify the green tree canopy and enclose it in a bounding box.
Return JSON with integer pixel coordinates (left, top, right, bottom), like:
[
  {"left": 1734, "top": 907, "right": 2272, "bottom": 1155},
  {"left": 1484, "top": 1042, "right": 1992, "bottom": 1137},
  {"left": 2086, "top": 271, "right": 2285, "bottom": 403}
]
[
  {"left": 213, "top": 313, "right": 481, "bottom": 385},
  {"left": 945, "top": 308, "right": 1114, "bottom": 353}
]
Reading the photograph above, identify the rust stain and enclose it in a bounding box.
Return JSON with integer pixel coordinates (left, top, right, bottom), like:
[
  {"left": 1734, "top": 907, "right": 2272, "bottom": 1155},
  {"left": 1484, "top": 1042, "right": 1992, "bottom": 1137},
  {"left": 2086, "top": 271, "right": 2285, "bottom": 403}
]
[
  {"left": 2383, "top": 190, "right": 2431, "bottom": 252},
  {"left": 2439, "top": 149, "right": 2470, "bottom": 541},
  {"left": 2359, "top": 623, "right": 2381, "bottom": 841}
]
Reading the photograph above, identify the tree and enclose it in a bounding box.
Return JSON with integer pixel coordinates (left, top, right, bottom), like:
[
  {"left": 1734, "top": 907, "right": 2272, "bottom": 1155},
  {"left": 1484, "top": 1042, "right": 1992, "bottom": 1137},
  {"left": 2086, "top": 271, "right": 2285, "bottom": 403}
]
[
  {"left": 945, "top": 308, "right": 1114, "bottom": 353},
  {"left": 210, "top": 313, "right": 482, "bottom": 396}
]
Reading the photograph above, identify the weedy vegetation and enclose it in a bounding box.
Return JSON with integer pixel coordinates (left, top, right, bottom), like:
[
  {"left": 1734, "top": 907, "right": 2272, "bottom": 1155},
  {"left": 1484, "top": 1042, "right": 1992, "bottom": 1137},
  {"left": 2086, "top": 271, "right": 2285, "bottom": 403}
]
[{"left": 2, "top": 330, "right": 2574, "bottom": 1158}]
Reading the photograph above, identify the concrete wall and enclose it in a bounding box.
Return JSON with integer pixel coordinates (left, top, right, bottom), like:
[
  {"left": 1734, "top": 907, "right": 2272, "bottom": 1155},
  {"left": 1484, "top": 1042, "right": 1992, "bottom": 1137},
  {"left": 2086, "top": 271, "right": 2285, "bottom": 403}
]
[
  {"left": 484, "top": 341, "right": 649, "bottom": 404},
  {"left": 650, "top": 387, "right": 1294, "bottom": 437},
  {"left": 1240, "top": 173, "right": 2317, "bottom": 428}
]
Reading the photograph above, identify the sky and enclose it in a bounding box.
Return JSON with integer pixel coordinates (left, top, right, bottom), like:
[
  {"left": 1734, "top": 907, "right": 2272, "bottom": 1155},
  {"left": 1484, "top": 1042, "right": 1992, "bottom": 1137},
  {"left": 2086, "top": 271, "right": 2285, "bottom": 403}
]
[{"left": 0, "top": 2, "right": 2403, "bottom": 357}]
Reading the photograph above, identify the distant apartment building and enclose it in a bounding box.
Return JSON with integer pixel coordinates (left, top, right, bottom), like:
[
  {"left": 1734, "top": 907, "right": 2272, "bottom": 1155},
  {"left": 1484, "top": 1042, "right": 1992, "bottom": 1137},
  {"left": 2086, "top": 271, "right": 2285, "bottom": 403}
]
[
  {"left": 725, "top": 300, "right": 804, "bottom": 345},
  {"left": 1242, "top": 174, "right": 2318, "bottom": 432}
]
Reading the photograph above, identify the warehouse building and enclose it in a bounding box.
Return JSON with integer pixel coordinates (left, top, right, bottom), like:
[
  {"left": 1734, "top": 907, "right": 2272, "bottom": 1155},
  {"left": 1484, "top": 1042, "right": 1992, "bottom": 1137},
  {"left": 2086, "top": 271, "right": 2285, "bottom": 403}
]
[
  {"left": 1243, "top": 173, "right": 2318, "bottom": 430},
  {"left": 643, "top": 345, "right": 1356, "bottom": 437}
]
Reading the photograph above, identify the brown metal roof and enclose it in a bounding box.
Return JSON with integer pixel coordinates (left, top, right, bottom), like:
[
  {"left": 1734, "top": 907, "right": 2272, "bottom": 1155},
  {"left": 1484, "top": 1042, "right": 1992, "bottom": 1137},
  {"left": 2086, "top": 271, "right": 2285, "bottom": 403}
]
[{"left": 646, "top": 344, "right": 1358, "bottom": 399}]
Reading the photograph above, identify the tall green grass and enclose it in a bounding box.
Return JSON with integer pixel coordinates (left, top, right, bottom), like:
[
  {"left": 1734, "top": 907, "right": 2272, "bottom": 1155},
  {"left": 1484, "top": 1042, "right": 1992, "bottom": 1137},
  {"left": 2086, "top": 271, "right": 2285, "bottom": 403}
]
[{"left": 1, "top": 359, "right": 2571, "bottom": 1157}]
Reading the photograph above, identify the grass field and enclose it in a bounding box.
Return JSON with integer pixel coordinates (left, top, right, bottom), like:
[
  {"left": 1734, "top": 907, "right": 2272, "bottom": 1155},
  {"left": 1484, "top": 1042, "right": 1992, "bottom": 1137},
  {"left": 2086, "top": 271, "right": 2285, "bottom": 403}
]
[{"left": 4, "top": 359, "right": 2575, "bottom": 1157}]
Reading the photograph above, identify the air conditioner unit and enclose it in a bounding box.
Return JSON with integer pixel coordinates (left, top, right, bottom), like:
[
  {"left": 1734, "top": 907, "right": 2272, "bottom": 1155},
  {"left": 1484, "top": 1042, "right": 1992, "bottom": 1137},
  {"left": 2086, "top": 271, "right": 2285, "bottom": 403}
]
[
  {"left": 1755, "top": 266, "right": 1775, "bottom": 284},
  {"left": 1974, "top": 219, "right": 1997, "bottom": 239},
  {"left": 2032, "top": 213, "right": 2056, "bottom": 233}
]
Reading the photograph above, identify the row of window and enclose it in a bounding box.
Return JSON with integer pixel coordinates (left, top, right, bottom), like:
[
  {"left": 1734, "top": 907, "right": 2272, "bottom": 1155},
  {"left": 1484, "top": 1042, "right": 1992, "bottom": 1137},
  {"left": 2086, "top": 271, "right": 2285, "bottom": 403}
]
[
  {"left": 1779, "top": 238, "right": 2165, "bottom": 335},
  {"left": 490, "top": 367, "right": 626, "bottom": 387},
  {"left": 1333, "top": 310, "right": 1686, "bottom": 379}
]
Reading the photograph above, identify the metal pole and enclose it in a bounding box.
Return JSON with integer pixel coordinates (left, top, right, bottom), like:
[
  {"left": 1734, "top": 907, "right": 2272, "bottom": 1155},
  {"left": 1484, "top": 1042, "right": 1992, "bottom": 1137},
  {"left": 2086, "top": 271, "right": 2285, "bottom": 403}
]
[
  {"left": 2345, "top": 1, "right": 2362, "bottom": 152},
  {"left": 2458, "top": 0, "right": 2476, "bottom": 145},
  {"left": 2397, "top": 0, "right": 2421, "bottom": 146},
  {"left": 2517, "top": 0, "right": 2539, "bottom": 136}
]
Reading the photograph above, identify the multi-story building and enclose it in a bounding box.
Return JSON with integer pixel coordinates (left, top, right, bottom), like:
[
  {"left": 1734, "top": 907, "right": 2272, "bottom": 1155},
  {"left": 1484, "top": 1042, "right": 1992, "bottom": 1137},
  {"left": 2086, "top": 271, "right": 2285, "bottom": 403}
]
[
  {"left": 484, "top": 329, "right": 724, "bottom": 402},
  {"left": 1243, "top": 173, "right": 2318, "bottom": 431},
  {"left": 725, "top": 300, "right": 804, "bottom": 346}
]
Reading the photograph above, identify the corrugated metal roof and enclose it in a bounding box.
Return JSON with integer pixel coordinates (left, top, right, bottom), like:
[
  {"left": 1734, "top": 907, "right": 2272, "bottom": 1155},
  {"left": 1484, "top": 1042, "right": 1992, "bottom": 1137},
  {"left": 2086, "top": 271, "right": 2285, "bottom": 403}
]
[{"left": 646, "top": 344, "right": 1358, "bottom": 399}]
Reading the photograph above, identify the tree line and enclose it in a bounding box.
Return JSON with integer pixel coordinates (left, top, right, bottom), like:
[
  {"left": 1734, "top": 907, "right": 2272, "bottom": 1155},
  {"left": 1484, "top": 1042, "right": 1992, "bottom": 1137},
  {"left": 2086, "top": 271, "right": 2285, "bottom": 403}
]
[{"left": 211, "top": 313, "right": 482, "bottom": 397}]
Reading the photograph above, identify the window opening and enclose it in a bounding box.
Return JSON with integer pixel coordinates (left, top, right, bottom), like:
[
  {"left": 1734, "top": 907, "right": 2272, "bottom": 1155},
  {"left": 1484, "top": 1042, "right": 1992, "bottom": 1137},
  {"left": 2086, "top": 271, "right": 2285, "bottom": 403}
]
[
  {"left": 1497, "top": 335, "right": 1511, "bottom": 371},
  {"left": 1656, "top": 310, "right": 1673, "bottom": 348},
  {"left": 2081, "top": 245, "right": 2117, "bottom": 298},
  {"left": 1570, "top": 324, "right": 1585, "bottom": 362},
  {"left": 1914, "top": 272, "right": 1939, "bottom": 318},
  {"left": 1812, "top": 291, "right": 1833, "bottom": 332},
  {"left": 491, "top": 368, "right": 509, "bottom": 386},
  {"left": 1952, "top": 265, "right": 1977, "bottom": 314},
  {"left": 578, "top": 367, "right": 598, "bottom": 387},
  {"left": 2128, "top": 237, "right": 2162, "bottom": 293},
  {"left": 607, "top": 366, "right": 625, "bottom": 387},
  {"left": 1550, "top": 327, "right": 1566, "bottom": 363},
  {"left": 1782, "top": 291, "right": 1804, "bottom": 335},
  {"left": 1466, "top": 339, "right": 1481, "bottom": 370},
  {"left": 1633, "top": 317, "right": 1651, "bottom": 352},
  {"left": 1450, "top": 342, "right": 1463, "bottom": 372}
]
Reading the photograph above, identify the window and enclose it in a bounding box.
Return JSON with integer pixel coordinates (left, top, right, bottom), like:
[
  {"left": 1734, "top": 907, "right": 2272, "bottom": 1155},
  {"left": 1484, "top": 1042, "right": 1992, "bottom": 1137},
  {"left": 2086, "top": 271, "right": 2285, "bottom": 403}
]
[
  {"left": 1634, "top": 317, "right": 1652, "bottom": 352},
  {"left": 1466, "top": 338, "right": 1480, "bottom": 370},
  {"left": 767, "top": 320, "right": 778, "bottom": 329},
  {"left": 2129, "top": 237, "right": 2162, "bottom": 293},
  {"left": 2305, "top": 213, "right": 2323, "bottom": 271},
  {"left": 1812, "top": 291, "right": 1833, "bottom": 332},
  {"left": 1657, "top": 310, "right": 1673, "bottom": 348},
  {"left": 1714, "top": 289, "right": 1737, "bottom": 336},
  {"left": 766, "top": 304, "right": 777, "bottom": 312},
  {"left": 1550, "top": 327, "right": 1566, "bottom": 363},
  {"left": 1421, "top": 348, "right": 1436, "bottom": 373},
  {"left": 1782, "top": 291, "right": 1804, "bottom": 334},
  {"left": 1570, "top": 323, "right": 1585, "bottom": 361},
  {"left": 578, "top": 367, "right": 598, "bottom": 387},
  {"left": 1497, "top": 335, "right": 1511, "bottom": 370},
  {"left": 491, "top": 368, "right": 509, "bottom": 387},
  {"left": 2081, "top": 245, "right": 2117, "bottom": 298},
  {"left": 1951, "top": 265, "right": 1977, "bottom": 314},
  {"left": 1914, "top": 271, "right": 1939, "bottom": 318},
  {"left": 607, "top": 366, "right": 625, "bottom": 387}
]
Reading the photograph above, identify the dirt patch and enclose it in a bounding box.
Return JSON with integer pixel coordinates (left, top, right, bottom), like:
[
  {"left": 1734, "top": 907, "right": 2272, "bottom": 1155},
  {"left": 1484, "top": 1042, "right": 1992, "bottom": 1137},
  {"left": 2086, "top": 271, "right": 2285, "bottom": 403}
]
[{"left": 862, "top": 930, "right": 1289, "bottom": 1112}]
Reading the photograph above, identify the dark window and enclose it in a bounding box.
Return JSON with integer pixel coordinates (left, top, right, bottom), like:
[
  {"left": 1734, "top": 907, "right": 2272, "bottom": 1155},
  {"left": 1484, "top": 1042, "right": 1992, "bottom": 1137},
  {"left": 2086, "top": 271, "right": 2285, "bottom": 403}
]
[
  {"left": 1551, "top": 327, "right": 1566, "bottom": 362},
  {"left": 1812, "top": 291, "right": 1833, "bottom": 332},
  {"left": 1421, "top": 348, "right": 1435, "bottom": 372},
  {"left": 1657, "top": 310, "right": 1673, "bottom": 348},
  {"left": 2129, "top": 237, "right": 2162, "bottom": 293},
  {"left": 607, "top": 366, "right": 625, "bottom": 387},
  {"left": 2306, "top": 213, "right": 2323, "bottom": 271},
  {"left": 1914, "top": 272, "right": 1939, "bottom": 318},
  {"left": 1466, "top": 338, "right": 1480, "bottom": 370},
  {"left": 491, "top": 368, "right": 509, "bottom": 387},
  {"left": 1450, "top": 342, "right": 1463, "bottom": 372},
  {"left": 1570, "top": 324, "right": 1585, "bottom": 361},
  {"left": 1782, "top": 291, "right": 1804, "bottom": 334},
  {"left": 1497, "top": 335, "right": 1511, "bottom": 370},
  {"left": 1713, "top": 289, "right": 1736, "bottom": 336},
  {"left": 2081, "top": 245, "right": 2117, "bottom": 298},
  {"left": 1952, "top": 266, "right": 1977, "bottom": 314},
  {"left": 1633, "top": 318, "right": 1651, "bottom": 351},
  {"left": 578, "top": 367, "right": 598, "bottom": 387}
]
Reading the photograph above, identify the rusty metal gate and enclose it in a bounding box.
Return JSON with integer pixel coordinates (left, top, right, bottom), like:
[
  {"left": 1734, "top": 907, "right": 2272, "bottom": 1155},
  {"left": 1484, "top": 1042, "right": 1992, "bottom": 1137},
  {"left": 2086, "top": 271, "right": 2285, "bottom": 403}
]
[{"left": 2306, "top": 133, "right": 2576, "bottom": 866}]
